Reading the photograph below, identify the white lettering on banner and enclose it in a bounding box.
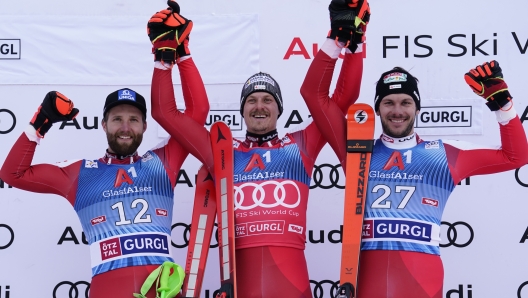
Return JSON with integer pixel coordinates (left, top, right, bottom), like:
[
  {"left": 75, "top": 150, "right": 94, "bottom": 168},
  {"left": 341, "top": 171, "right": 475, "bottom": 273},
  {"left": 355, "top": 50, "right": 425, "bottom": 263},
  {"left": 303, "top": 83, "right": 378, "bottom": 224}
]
[
  {"left": 102, "top": 186, "right": 153, "bottom": 198},
  {"left": 90, "top": 233, "right": 171, "bottom": 267},
  {"left": 235, "top": 220, "right": 285, "bottom": 237},
  {"left": 234, "top": 180, "right": 300, "bottom": 210},
  {"left": 234, "top": 171, "right": 285, "bottom": 182},
  {"left": 369, "top": 171, "right": 424, "bottom": 180},
  {"left": 362, "top": 219, "right": 440, "bottom": 245}
]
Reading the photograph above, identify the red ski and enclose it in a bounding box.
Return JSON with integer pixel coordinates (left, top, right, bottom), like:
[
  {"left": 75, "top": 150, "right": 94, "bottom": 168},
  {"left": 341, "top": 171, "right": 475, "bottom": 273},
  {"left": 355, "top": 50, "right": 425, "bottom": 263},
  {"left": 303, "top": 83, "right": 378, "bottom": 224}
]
[
  {"left": 338, "top": 103, "right": 375, "bottom": 298},
  {"left": 210, "top": 121, "right": 237, "bottom": 298},
  {"left": 181, "top": 165, "right": 217, "bottom": 298}
]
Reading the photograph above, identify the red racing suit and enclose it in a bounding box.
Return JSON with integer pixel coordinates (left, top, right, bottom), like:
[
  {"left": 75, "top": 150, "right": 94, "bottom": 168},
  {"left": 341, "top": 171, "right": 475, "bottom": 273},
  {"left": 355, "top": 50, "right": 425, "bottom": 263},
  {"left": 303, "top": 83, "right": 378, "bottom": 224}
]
[
  {"left": 0, "top": 58, "right": 209, "bottom": 298},
  {"left": 151, "top": 49, "right": 364, "bottom": 297},
  {"left": 301, "top": 40, "right": 528, "bottom": 298}
]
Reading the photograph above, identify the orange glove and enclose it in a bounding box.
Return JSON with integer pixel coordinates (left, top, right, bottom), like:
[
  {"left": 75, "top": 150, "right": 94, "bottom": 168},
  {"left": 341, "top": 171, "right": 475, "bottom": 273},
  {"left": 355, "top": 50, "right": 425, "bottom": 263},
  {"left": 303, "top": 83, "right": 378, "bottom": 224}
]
[{"left": 30, "top": 91, "right": 79, "bottom": 138}]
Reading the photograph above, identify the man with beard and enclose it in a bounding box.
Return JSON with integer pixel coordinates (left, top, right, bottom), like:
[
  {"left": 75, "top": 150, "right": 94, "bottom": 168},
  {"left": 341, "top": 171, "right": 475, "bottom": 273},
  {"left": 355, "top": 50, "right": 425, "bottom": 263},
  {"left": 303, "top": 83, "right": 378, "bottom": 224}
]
[
  {"left": 0, "top": 7, "right": 209, "bottom": 295},
  {"left": 302, "top": 57, "right": 528, "bottom": 295}
]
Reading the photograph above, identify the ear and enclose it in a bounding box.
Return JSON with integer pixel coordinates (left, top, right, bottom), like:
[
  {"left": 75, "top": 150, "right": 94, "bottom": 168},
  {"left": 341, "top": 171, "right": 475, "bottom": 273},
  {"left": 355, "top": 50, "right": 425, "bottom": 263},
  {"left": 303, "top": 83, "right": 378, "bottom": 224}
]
[
  {"left": 101, "top": 119, "right": 107, "bottom": 133},
  {"left": 415, "top": 109, "right": 420, "bottom": 116},
  {"left": 143, "top": 121, "right": 147, "bottom": 133}
]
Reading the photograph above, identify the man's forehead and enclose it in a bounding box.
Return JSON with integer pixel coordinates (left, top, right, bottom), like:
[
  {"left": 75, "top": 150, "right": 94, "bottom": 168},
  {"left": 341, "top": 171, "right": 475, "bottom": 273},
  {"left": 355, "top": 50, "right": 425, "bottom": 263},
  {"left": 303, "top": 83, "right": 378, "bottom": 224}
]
[{"left": 381, "top": 94, "right": 414, "bottom": 102}]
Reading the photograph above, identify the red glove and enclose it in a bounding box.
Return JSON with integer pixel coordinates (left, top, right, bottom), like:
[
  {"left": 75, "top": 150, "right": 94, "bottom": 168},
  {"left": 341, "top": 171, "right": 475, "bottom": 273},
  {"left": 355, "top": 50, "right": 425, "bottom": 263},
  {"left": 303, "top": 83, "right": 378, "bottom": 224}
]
[
  {"left": 464, "top": 60, "right": 512, "bottom": 111},
  {"left": 147, "top": 0, "right": 193, "bottom": 64}
]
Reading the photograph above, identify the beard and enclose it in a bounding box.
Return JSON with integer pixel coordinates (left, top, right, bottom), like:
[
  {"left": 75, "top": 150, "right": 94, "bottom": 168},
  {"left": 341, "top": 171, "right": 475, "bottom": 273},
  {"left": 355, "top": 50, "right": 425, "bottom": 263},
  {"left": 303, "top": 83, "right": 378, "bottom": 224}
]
[
  {"left": 381, "top": 116, "right": 416, "bottom": 138},
  {"left": 106, "top": 132, "right": 143, "bottom": 157}
]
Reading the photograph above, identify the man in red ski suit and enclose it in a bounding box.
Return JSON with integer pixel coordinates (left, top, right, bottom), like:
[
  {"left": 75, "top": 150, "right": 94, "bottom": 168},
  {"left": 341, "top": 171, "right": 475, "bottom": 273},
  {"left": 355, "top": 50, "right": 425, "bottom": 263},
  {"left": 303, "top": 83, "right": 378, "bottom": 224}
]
[
  {"left": 0, "top": 3, "right": 207, "bottom": 297},
  {"left": 301, "top": 8, "right": 528, "bottom": 295},
  {"left": 150, "top": 2, "right": 370, "bottom": 296}
]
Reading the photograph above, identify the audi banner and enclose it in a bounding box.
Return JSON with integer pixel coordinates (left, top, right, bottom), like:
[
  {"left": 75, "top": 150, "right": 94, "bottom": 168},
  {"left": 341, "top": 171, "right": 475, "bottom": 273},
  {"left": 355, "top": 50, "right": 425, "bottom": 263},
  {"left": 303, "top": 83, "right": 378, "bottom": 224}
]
[{"left": 0, "top": 0, "right": 527, "bottom": 297}]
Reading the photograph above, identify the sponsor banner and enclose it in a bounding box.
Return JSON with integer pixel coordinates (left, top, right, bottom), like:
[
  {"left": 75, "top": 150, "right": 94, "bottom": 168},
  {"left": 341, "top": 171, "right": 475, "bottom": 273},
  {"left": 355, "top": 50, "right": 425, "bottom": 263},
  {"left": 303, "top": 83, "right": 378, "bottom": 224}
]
[
  {"left": 362, "top": 218, "right": 441, "bottom": 245},
  {"left": 0, "top": 14, "right": 259, "bottom": 85},
  {"left": 89, "top": 232, "right": 171, "bottom": 267},
  {"left": 157, "top": 102, "right": 246, "bottom": 138},
  {"left": 414, "top": 99, "right": 483, "bottom": 135}
]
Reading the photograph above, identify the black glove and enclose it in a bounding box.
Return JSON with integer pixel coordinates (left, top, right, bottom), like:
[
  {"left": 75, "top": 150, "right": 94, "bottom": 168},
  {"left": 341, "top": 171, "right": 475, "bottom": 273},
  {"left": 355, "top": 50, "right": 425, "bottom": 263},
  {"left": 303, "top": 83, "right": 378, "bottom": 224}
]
[
  {"left": 328, "top": 0, "right": 371, "bottom": 53},
  {"left": 30, "top": 91, "right": 79, "bottom": 137},
  {"left": 147, "top": 0, "right": 193, "bottom": 64},
  {"left": 464, "top": 60, "right": 512, "bottom": 111}
]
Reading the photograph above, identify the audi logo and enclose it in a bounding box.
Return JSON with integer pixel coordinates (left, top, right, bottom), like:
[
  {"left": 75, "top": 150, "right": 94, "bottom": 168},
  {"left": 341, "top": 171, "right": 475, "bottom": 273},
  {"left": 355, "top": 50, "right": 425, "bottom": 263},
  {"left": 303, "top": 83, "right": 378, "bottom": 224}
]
[
  {"left": 0, "top": 224, "right": 14, "bottom": 249},
  {"left": 171, "top": 222, "right": 218, "bottom": 249},
  {"left": 440, "top": 221, "right": 474, "bottom": 248},
  {"left": 516, "top": 166, "right": 527, "bottom": 187},
  {"left": 518, "top": 281, "right": 528, "bottom": 298},
  {"left": 311, "top": 164, "right": 344, "bottom": 189},
  {"left": 234, "top": 180, "right": 301, "bottom": 210},
  {"left": 310, "top": 279, "right": 339, "bottom": 298},
  {"left": 53, "top": 281, "right": 90, "bottom": 298},
  {"left": 0, "top": 109, "right": 16, "bottom": 134}
]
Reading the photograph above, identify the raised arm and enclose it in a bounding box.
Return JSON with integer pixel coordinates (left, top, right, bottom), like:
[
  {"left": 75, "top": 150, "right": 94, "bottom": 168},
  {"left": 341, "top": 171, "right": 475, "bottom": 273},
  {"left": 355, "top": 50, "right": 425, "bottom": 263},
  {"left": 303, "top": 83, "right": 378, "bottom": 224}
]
[
  {"left": 446, "top": 61, "right": 528, "bottom": 183},
  {"left": 148, "top": 3, "right": 214, "bottom": 173},
  {"left": 0, "top": 92, "right": 82, "bottom": 204},
  {"left": 300, "top": 0, "right": 370, "bottom": 169}
]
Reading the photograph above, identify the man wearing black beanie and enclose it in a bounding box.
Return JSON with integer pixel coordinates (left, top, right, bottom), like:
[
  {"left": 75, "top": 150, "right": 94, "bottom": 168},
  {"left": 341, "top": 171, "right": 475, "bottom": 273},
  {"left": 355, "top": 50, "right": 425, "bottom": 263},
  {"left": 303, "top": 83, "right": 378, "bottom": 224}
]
[
  {"left": 151, "top": 0, "right": 369, "bottom": 295},
  {"left": 303, "top": 58, "right": 528, "bottom": 297}
]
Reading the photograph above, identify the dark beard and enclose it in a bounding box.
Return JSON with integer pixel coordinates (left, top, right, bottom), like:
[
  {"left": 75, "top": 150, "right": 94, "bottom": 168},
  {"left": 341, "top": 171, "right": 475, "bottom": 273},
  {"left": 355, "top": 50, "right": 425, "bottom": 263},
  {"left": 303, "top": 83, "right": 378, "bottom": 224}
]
[
  {"left": 106, "top": 132, "right": 143, "bottom": 157},
  {"left": 381, "top": 117, "right": 415, "bottom": 138}
]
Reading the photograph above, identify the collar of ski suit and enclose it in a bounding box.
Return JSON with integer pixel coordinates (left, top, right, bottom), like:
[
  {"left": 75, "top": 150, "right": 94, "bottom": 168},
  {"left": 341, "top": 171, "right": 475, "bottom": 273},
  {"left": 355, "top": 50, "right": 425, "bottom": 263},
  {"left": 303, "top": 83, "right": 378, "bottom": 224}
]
[
  {"left": 244, "top": 129, "right": 279, "bottom": 147},
  {"left": 101, "top": 150, "right": 141, "bottom": 164},
  {"left": 380, "top": 132, "right": 423, "bottom": 150}
]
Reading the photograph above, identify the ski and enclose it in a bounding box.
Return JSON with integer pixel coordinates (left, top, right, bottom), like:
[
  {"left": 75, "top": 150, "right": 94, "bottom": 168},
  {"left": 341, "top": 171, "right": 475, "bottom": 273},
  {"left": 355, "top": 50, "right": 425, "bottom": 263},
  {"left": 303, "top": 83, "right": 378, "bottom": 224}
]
[
  {"left": 210, "top": 121, "right": 237, "bottom": 298},
  {"left": 338, "top": 103, "right": 375, "bottom": 298},
  {"left": 182, "top": 165, "right": 217, "bottom": 298}
]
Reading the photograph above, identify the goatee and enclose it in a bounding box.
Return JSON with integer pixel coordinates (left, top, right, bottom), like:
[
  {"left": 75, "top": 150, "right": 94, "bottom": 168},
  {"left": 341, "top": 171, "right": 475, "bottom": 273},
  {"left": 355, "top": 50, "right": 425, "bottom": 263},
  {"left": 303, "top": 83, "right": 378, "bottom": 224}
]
[{"left": 106, "top": 132, "right": 143, "bottom": 156}]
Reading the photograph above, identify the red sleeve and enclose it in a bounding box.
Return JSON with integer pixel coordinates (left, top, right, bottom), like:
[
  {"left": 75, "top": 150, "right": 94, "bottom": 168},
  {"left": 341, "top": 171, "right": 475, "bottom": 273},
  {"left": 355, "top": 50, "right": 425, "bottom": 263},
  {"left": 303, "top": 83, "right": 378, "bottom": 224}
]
[
  {"left": 445, "top": 116, "right": 528, "bottom": 184},
  {"left": 289, "top": 123, "right": 328, "bottom": 174},
  {"left": 151, "top": 59, "right": 214, "bottom": 174},
  {"left": 300, "top": 50, "right": 363, "bottom": 169},
  {"left": 152, "top": 58, "right": 212, "bottom": 187},
  {"left": 0, "top": 133, "right": 81, "bottom": 205}
]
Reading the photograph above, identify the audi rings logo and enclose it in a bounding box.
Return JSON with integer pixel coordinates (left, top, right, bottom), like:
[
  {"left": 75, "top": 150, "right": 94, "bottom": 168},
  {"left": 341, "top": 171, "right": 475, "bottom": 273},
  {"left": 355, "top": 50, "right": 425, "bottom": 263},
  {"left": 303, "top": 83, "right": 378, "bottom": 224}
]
[
  {"left": 518, "top": 281, "right": 528, "bottom": 298},
  {"left": 0, "top": 109, "right": 16, "bottom": 134},
  {"left": 310, "top": 279, "right": 339, "bottom": 298},
  {"left": 53, "top": 281, "right": 90, "bottom": 298},
  {"left": 311, "top": 164, "right": 344, "bottom": 189},
  {"left": 234, "top": 180, "right": 301, "bottom": 210},
  {"left": 0, "top": 224, "right": 14, "bottom": 249},
  {"left": 515, "top": 165, "right": 528, "bottom": 187},
  {"left": 440, "top": 221, "right": 474, "bottom": 248},
  {"left": 170, "top": 222, "right": 219, "bottom": 249}
]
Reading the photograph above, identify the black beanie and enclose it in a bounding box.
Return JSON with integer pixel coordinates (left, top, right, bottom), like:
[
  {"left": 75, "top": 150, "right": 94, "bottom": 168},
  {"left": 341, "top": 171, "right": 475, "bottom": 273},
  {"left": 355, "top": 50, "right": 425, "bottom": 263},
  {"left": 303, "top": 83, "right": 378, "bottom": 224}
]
[
  {"left": 374, "top": 67, "right": 421, "bottom": 112},
  {"left": 240, "top": 72, "right": 283, "bottom": 118}
]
